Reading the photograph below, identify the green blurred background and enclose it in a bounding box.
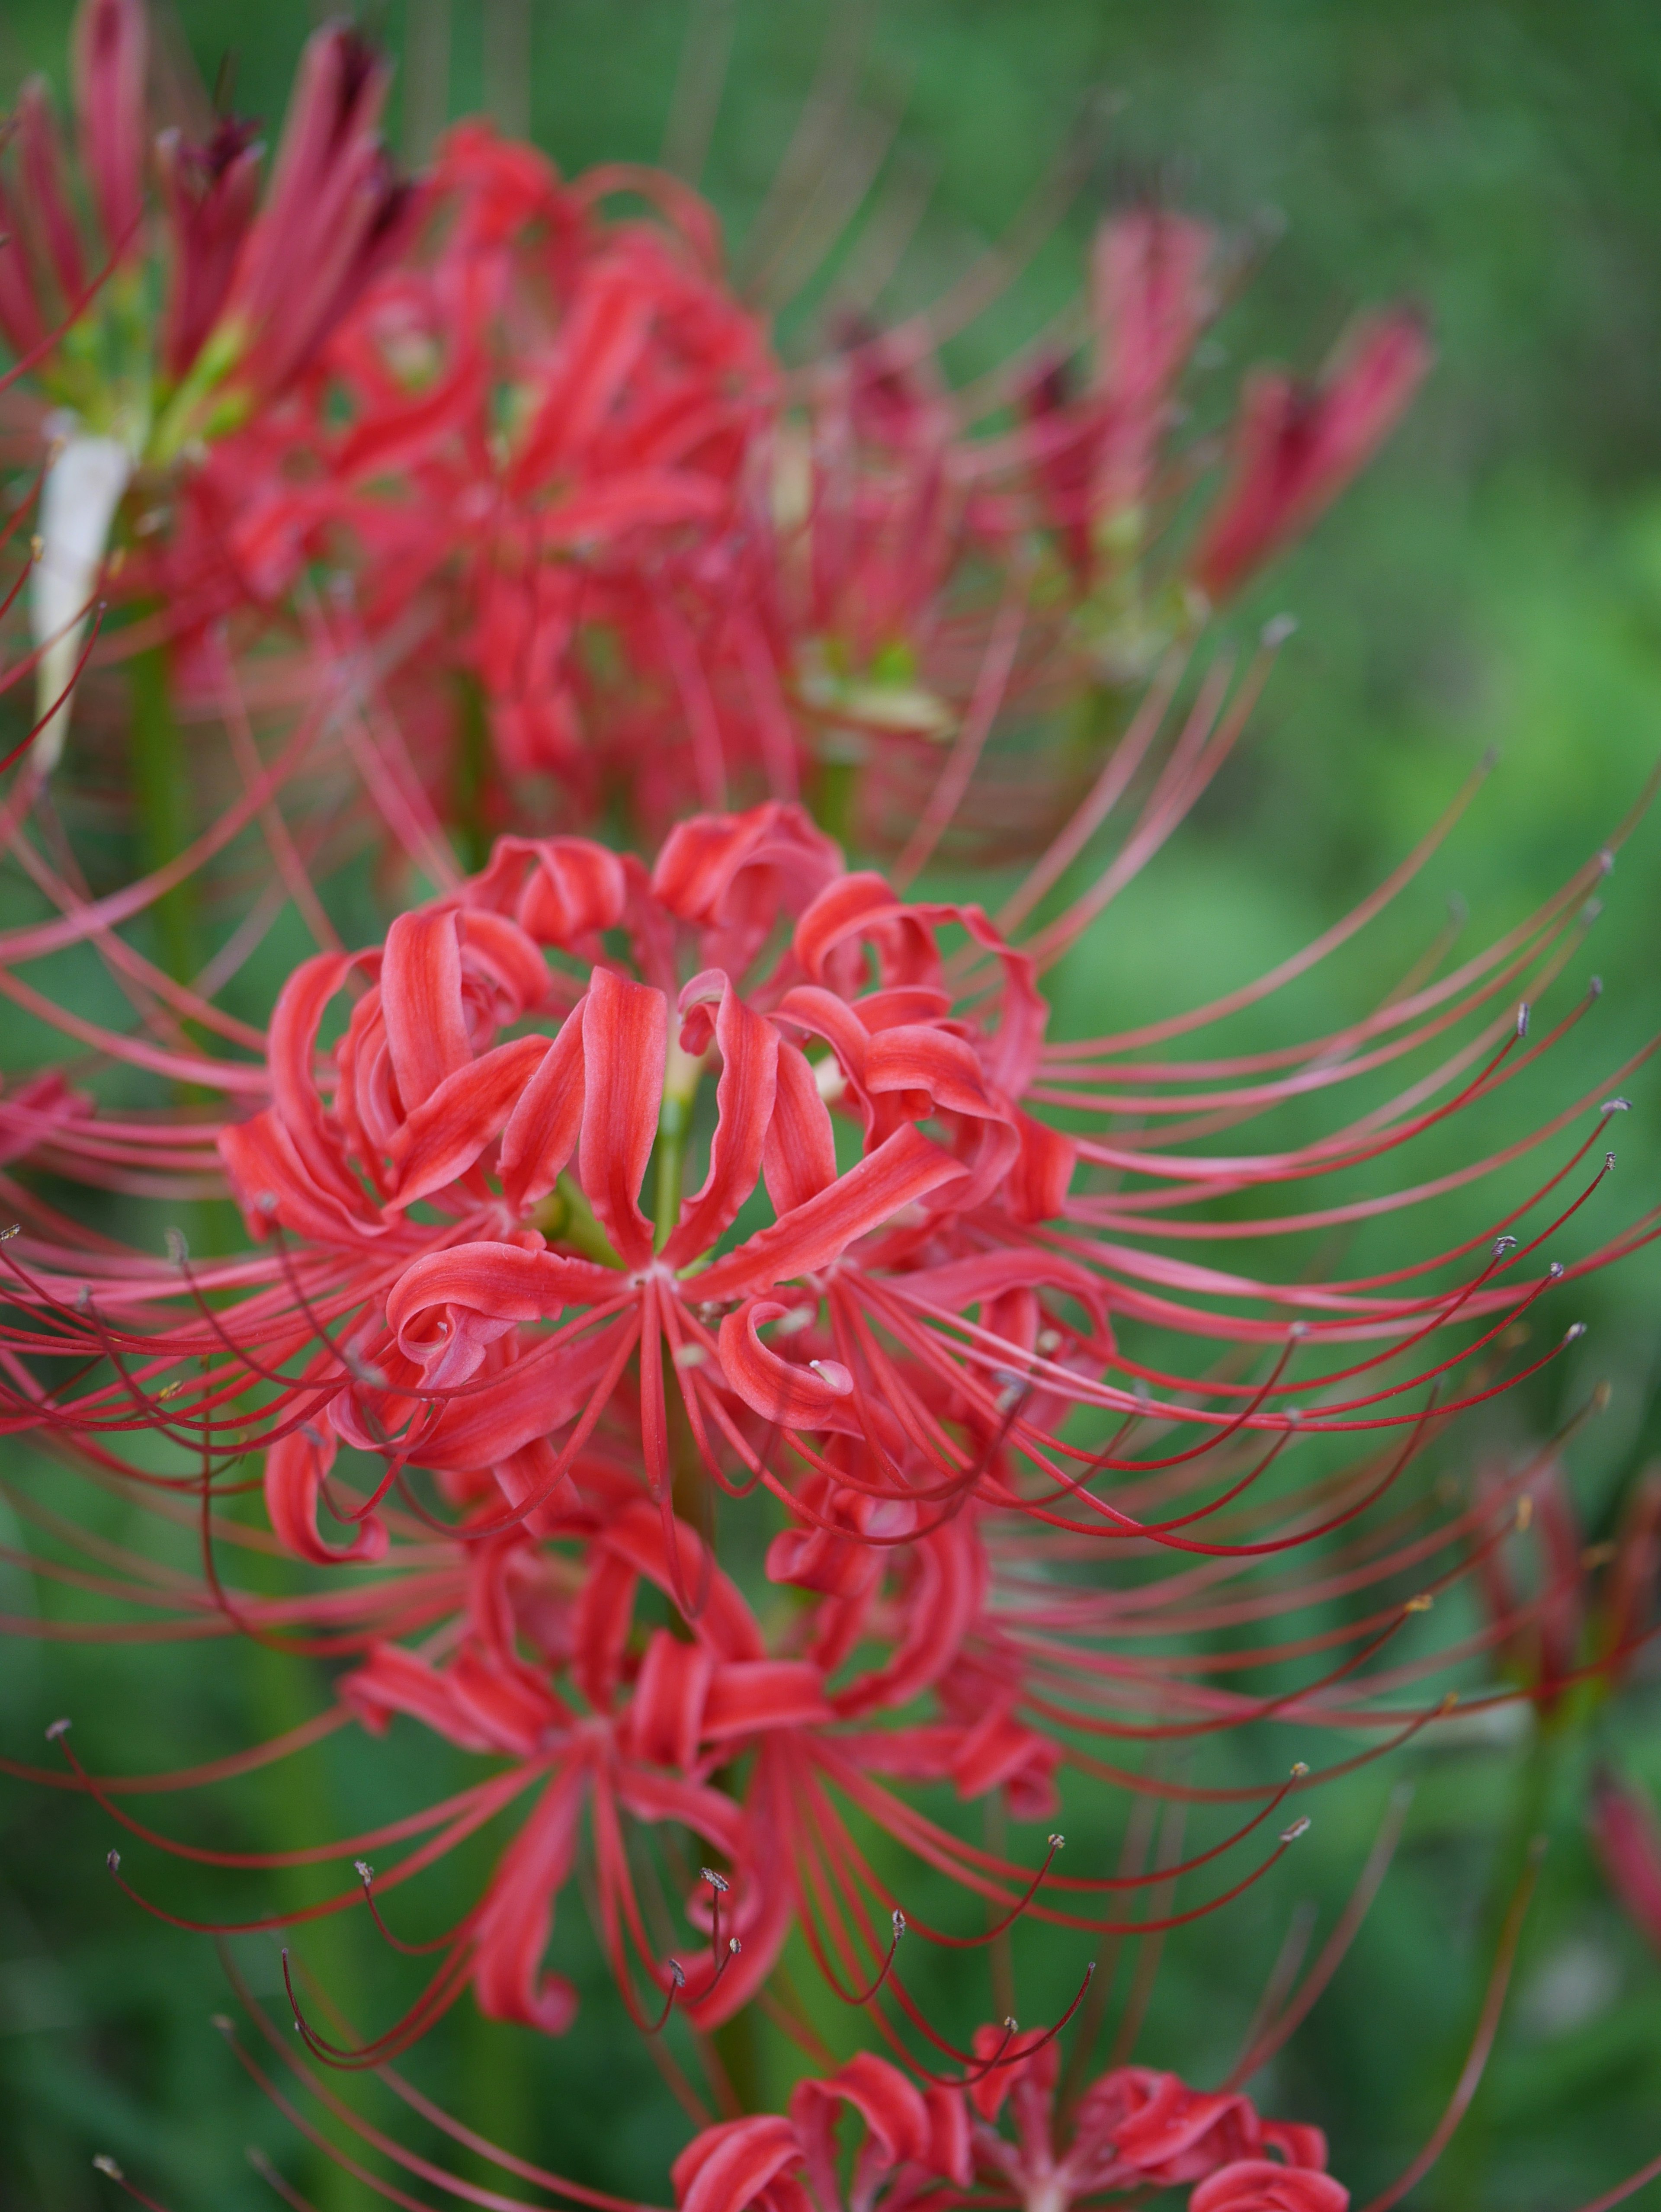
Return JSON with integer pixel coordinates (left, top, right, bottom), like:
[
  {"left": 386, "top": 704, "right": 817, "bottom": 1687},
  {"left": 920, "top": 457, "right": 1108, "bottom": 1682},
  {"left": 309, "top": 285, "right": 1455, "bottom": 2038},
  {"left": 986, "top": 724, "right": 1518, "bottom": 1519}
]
[{"left": 3, "top": 3, "right": 1661, "bottom": 2207}]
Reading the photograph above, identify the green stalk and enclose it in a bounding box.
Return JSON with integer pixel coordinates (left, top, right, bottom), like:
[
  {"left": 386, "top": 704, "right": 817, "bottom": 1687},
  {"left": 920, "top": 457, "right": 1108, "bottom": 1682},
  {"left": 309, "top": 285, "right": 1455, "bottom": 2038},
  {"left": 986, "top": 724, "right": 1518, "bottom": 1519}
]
[
  {"left": 810, "top": 747, "right": 862, "bottom": 852},
  {"left": 1432, "top": 1712, "right": 1565, "bottom": 2211},
  {"left": 460, "top": 2010, "right": 532, "bottom": 2192},
  {"left": 712, "top": 2001, "right": 763, "bottom": 2115},
  {"left": 242, "top": 1612, "right": 369, "bottom": 2211},
  {"left": 452, "top": 672, "right": 492, "bottom": 875},
  {"left": 128, "top": 640, "right": 199, "bottom": 988}
]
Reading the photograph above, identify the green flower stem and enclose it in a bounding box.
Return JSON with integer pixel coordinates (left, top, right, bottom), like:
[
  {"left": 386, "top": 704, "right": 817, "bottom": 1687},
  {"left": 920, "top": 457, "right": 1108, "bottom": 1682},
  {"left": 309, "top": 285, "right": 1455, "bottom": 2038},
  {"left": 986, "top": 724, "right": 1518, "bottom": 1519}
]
[
  {"left": 712, "top": 2000, "right": 763, "bottom": 2116},
  {"left": 1433, "top": 1707, "right": 1572, "bottom": 2211},
  {"left": 810, "top": 747, "right": 862, "bottom": 851},
  {"left": 243, "top": 1617, "right": 366, "bottom": 2212},
  {"left": 452, "top": 672, "right": 492, "bottom": 874},
  {"left": 128, "top": 639, "right": 200, "bottom": 990}
]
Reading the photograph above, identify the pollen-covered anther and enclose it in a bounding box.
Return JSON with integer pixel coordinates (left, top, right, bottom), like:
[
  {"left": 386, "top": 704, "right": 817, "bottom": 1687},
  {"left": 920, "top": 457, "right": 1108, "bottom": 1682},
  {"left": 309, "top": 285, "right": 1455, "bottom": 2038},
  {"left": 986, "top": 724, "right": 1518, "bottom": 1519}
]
[
  {"left": 1493, "top": 1235, "right": 1519, "bottom": 1257},
  {"left": 1280, "top": 1816, "right": 1312, "bottom": 1843},
  {"left": 700, "top": 1867, "right": 730, "bottom": 1893},
  {"left": 355, "top": 1860, "right": 374, "bottom": 1885},
  {"left": 156, "top": 1379, "right": 188, "bottom": 1401},
  {"left": 1548, "top": 1261, "right": 1565, "bottom": 1280},
  {"left": 892, "top": 1909, "right": 907, "bottom": 1940},
  {"left": 771, "top": 1305, "right": 814, "bottom": 1337},
  {"left": 672, "top": 1343, "right": 708, "bottom": 1370},
  {"left": 1603, "top": 1096, "right": 1631, "bottom": 1115},
  {"left": 1515, "top": 1002, "right": 1531, "bottom": 1038},
  {"left": 1405, "top": 1594, "right": 1434, "bottom": 1613},
  {"left": 45, "top": 1717, "right": 71, "bottom": 1741},
  {"left": 164, "top": 1227, "right": 189, "bottom": 1265},
  {"left": 1517, "top": 1497, "right": 1535, "bottom": 1531},
  {"left": 106, "top": 1849, "right": 121, "bottom": 1872},
  {"left": 256, "top": 1191, "right": 279, "bottom": 1215},
  {"left": 1565, "top": 1322, "right": 1588, "bottom": 1343},
  {"left": 93, "top": 2156, "right": 124, "bottom": 2179},
  {"left": 1261, "top": 612, "right": 1298, "bottom": 648},
  {"left": 1290, "top": 1761, "right": 1310, "bottom": 1778},
  {"left": 0, "top": 1224, "right": 20, "bottom": 1242},
  {"left": 1048, "top": 1833, "right": 1066, "bottom": 1850},
  {"left": 1036, "top": 1327, "right": 1065, "bottom": 1355}
]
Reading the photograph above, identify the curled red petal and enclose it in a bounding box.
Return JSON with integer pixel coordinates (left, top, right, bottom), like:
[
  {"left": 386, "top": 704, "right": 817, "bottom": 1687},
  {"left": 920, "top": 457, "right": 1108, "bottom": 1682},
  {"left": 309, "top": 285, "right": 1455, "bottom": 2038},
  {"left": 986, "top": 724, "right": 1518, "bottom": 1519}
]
[{"left": 265, "top": 1427, "right": 388, "bottom": 1567}]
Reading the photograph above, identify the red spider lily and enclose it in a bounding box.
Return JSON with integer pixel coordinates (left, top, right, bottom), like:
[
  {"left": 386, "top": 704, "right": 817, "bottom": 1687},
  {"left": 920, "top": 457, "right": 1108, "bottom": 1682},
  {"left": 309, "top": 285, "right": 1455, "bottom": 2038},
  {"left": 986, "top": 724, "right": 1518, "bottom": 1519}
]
[
  {"left": 0, "top": 6, "right": 415, "bottom": 442},
  {"left": 2, "top": 776, "right": 1643, "bottom": 1571},
  {"left": 671, "top": 2039, "right": 1345, "bottom": 2212},
  {"left": 0, "top": 4, "right": 414, "bottom": 770},
  {"left": 1588, "top": 1766, "right": 1661, "bottom": 1957},
  {"left": 124, "top": 183, "right": 1427, "bottom": 862},
  {"left": 1015, "top": 213, "right": 1426, "bottom": 628},
  {"left": 0, "top": 756, "right": 1651, "bottom": 2070},
  {"left": 1020, "top": 208, "right": 1222, "bottom": 596},
  {"left": 1470, "top": 1450, "right": 1661, "bottom": 1713},
  {"left": 1187, "top": 311, "right": 1429, "bottom": 605},
  {"left": 134, "top": 119, "right": 780, "bottom": 840}
]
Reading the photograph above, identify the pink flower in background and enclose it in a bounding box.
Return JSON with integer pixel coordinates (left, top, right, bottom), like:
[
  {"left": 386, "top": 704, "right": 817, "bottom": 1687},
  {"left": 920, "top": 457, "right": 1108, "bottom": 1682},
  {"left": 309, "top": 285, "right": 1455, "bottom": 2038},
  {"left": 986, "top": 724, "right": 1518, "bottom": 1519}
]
[
  {"left": 1190, "top": 309, "right": 1430, "bottom": 603},
  {"left": 1589, "top": 1767, "right": 1661, "bottom": 1957}
]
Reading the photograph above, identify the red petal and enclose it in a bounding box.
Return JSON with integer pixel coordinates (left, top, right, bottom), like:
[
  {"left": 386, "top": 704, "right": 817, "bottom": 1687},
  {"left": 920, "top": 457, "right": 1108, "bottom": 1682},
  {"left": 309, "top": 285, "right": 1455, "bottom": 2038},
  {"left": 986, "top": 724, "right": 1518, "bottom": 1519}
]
[
  {"left": 472, "top": 1764, "right": 589, "bottom": 2034},
  {"left": 264, "top": 1427, "right": 388, "bottom": 1566},
  {"left": 763, "top": 1039, "right": 838, "bottom": 1215},
  {"left": 578, "top": 968, "right": 665, "bottom": 1267},
  {"left": 382, "top": 910, "right": 471, "bottom": 1111},
  {"left": 500, "top": 1004, "right": 587, "bottom": 1209},
  {"left": 1591, "top": 1768, "right": 1661, "bottom": 1956},
  {"left": 672, "top": 2118, "right": 804, "bottom": 2212},
  {"left": 662, "top": 975, "right": 779, "bottom": 1267},
  {"left": 389, "top": 1032, "right": 552, "bottom": 1203},
  {"left": 696, "top": 1125, "right": 967, "bottom": 1300},
  {"left": 718, "top": 1300, "right": 856, "bottom": 1431}
]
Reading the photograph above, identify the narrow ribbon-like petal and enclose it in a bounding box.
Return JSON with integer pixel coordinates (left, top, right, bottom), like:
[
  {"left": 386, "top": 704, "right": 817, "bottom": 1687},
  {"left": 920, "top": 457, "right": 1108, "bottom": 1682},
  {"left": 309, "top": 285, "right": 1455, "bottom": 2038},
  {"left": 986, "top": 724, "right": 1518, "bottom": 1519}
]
[
  {"left": 579, "top": 968, "right": 666, "bottom": 1267},
  {"left": 382, "top": 910, "right": 471, "bottom": 1111}
]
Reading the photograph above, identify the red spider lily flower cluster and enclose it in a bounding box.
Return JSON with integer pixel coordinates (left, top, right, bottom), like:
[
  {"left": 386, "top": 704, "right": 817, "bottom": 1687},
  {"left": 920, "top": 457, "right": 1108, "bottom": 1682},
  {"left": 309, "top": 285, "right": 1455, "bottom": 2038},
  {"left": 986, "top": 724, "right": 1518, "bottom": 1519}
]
[
  {"left": 80, "top": 119, "right": 1427, "bottom": 861},
  {"left": 2, "top": 17, "right": 1659, "bottom": 2212},
  {"left": 0, "top": 3, "right": 411, "bottom": 434},
  {"left": 2, "top": 762, "right": 1653, "bottom": 2091},
  {"left": 0, "top": 0, "right": 413, "bottom": 771},
  {"left": 674, "top": 2039, "right": 1347, "bottom": 2212}
]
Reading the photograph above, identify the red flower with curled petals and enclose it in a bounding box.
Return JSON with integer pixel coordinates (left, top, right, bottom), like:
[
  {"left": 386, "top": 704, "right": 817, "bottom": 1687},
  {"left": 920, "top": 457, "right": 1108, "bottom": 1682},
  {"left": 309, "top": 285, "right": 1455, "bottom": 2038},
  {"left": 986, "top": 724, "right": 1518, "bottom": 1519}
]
[
  {"left": 674, "top": 2052, "right": 968, "bottom": 2212},
  {"left": 1189, "top": 310, "right": 1430, "bottom": 605},
  {"left": 965, "top": 2030, "right": 1331, "bottom": 2206},
  {"left": 1191, "top": 2163, "right": 1349, "bottom": 2212}
]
